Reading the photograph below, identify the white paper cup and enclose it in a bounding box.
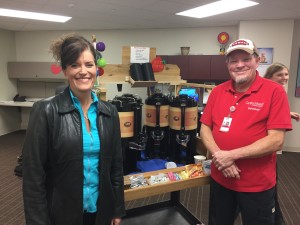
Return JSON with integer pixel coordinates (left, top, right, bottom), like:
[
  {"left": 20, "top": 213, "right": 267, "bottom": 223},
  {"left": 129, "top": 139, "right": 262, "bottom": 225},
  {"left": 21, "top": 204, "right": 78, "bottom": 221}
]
[
  {"left": 194, "top": 155, "right": 206, "bottom": 165},
  {"left": 202, "top": 159, "right": 212, "bottom": 175},
  {"left": 165, "top": 161, "right": 177, "bottom": 169}
]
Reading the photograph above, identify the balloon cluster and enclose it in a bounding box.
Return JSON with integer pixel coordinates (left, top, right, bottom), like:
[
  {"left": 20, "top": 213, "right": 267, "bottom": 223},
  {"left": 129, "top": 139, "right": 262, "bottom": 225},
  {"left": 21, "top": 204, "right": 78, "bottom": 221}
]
[{"left": 92, "top": 35, "right": 106, "bottom": 76}]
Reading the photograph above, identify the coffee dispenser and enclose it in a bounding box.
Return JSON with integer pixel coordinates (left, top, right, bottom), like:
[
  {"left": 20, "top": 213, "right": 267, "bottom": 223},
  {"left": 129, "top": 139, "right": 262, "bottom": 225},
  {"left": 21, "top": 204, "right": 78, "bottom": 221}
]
[
  {"left": 110, "top": 94, "right": 146, "bottom": 174},
  {"left": 169, "top": 94, "right": 198, "bottom": 164},
  {"left": 144, "top": 93, "right": 170, "bottom": 159}
]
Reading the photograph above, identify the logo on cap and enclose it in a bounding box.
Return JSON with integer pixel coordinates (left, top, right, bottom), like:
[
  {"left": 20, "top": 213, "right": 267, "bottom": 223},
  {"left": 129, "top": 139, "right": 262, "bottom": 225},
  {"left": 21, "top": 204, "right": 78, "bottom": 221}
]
[{"left": 231, "top": 40, "right": 250, "bottom": 47}]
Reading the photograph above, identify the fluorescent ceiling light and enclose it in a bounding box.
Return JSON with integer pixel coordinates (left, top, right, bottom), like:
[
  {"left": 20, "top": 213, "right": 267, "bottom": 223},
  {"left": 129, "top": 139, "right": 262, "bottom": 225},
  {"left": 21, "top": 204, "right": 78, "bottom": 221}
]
[
  {"left": 176, "top": 0, "right": 259, "bottom": 19},
  {"left": 0, "top": 8, "right": 71, "bottom": 23}
]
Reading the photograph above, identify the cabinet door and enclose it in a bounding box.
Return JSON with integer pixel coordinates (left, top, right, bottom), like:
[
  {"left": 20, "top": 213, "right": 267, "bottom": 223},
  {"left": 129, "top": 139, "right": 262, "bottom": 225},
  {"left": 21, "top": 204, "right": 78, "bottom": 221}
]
[
  {"left": 210, "top": 55, "right": 230, "bottom": 80},
  {"left": 7, "top": 62, "right": 65, "bottom": 80},
  {"left": 167, "top": 55, "right": 189, "bottom": 79},
  {"left": 188, "top": 55, "right": 211, "bottom": 80}
]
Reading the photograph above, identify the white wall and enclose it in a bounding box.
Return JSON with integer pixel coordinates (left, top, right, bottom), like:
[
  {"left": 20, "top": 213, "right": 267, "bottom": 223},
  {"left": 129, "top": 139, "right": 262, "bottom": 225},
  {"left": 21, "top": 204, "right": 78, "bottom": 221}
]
[
  {"left": 239, "top": 20, "right": 294, "bottom": 72},
  {"left": 15, "top": 27, "right": 238, "bottom": 63},
  {"left": 285, "top": 20, "right": 300, "bottom": 151},
  {"left": 11, "top": 26, "right": 238, "bottom": 132},
  {"left": 0, "top": 30, "right": 20, "bottom": 135},
  {"left": 239, "top": 20, "right": 299, "bottom": 152}
]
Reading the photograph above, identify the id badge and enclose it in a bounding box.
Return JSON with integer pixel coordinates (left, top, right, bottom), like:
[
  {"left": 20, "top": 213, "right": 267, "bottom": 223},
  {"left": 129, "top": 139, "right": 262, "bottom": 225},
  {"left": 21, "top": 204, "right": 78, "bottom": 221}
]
[{"left": 220, "top": 117, "right": 232, "bottom": 132}]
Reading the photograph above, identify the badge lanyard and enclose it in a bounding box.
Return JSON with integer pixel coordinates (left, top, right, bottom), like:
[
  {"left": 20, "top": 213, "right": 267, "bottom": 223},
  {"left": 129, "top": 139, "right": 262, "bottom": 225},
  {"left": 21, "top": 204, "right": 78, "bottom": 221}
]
[{"left": 220, "top": 105, "right": 236, "bottom": 132}]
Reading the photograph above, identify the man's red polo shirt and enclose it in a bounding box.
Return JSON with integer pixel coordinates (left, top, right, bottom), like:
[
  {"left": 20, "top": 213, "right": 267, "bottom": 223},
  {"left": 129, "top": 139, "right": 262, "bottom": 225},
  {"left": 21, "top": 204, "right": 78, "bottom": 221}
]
[{"left": 200, "top": 74, "right": 292, "bottom": 192}]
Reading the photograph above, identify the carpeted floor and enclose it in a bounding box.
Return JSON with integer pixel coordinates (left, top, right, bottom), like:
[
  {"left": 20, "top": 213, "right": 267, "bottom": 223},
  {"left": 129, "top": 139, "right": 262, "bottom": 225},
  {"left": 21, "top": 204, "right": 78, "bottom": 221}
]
[{"left": 0, "top": 130, "right": 299, "bottom": 225}]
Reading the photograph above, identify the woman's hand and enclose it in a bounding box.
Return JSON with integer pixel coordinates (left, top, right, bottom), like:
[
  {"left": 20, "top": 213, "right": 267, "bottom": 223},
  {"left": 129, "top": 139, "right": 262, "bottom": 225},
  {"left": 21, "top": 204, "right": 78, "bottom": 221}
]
[
  {"left": 111, "top": 218, "right": 122, "bottom": 225},
  {"left": 291, "top": 112, "right": 300, "bottom": 121}
]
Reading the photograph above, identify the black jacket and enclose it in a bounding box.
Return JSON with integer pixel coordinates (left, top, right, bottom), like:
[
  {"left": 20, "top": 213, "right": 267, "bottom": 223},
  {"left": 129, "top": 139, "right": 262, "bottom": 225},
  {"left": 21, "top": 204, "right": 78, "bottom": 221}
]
[{"left": 22, "top": 88, "right": 125, "bottom": 225}]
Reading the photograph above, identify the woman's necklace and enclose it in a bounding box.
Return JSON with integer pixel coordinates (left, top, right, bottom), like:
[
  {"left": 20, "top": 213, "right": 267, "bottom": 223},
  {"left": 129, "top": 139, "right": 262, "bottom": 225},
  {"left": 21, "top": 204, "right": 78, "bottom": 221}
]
[{"left": 83, "top": 97, "right": 92, "bottom": 121}]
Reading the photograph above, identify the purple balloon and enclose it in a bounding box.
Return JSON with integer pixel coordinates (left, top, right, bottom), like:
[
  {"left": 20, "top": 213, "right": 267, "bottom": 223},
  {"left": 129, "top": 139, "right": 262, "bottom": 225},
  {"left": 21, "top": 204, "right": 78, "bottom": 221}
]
[{"left": 96, "top": 42, "right": 106, "bottom": 52}]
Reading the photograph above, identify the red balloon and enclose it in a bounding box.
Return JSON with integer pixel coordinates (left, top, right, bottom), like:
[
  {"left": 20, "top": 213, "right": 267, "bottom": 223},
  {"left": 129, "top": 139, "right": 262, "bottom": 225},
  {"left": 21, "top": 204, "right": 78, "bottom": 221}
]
[
  {"left": 98, "top": 67, "right": 104, "bottom": 76},
  {"left": 51, "top": 64, "right": 62, "bottom": 75}
]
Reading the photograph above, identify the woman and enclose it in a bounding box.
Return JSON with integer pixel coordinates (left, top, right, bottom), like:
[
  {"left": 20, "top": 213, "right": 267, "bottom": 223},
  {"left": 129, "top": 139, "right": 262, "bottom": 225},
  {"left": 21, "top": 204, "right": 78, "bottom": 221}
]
[
  {"left": 263, "top": 62, "right": 299, "bottom": 225},
  {"left": 264, "top": 62, "right": 300, "bottom": 121},
  {"left": 22, "top": 34, "right": 125, "bottom": 225}
]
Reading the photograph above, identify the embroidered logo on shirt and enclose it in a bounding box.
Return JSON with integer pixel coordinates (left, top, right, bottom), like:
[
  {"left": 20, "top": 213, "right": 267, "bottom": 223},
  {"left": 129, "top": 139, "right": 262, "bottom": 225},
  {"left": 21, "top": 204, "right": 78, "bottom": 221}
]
[{"left": 246, "top": 101, "right": 264, "bottom": 111}]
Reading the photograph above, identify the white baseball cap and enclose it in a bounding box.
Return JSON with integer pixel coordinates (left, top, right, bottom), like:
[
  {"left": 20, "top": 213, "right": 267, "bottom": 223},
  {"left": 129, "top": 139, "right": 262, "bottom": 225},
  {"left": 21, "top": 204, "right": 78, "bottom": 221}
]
[{"left": 226, "top": 39, "right": 259, "bottom": 56}]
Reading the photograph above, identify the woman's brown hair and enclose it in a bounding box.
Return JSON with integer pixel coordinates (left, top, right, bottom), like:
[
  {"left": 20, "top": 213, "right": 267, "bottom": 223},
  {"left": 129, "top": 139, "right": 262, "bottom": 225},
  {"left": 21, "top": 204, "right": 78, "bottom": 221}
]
[
  {"left": 49, "top": 33, "right": 96, "bottom": 70},
  {"left": 264, "top": 63, "right": 289, "bottom": 79}
]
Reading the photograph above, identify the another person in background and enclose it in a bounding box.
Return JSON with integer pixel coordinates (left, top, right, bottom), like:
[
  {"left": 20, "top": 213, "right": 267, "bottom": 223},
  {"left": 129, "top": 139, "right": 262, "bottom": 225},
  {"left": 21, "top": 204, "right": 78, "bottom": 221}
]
[
  {"left": 200, "top": 39, "right": 292, "bottom": 225},
  {"left": 264, "top": 62, "right": 300, "bottom": 121},
  {"left": 264, "top": 62, "right": 299, "bottom": 225},
  {"left": 22, "top": 34, "right": 125, "bottom": 225}
]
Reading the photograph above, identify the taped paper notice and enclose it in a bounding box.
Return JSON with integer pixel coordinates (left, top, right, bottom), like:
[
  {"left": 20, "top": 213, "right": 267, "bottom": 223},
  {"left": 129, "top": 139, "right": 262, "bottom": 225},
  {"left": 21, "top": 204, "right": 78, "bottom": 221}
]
[{"left": 130, "top": 46, "right": 150, "bottom": 63}]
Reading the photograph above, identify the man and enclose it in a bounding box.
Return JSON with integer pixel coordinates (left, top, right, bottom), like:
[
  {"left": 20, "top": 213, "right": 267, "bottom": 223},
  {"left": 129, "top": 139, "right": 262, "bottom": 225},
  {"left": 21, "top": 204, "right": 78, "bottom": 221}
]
[{"left": 200, "top": 39, "right": 292, "bottom": 225}]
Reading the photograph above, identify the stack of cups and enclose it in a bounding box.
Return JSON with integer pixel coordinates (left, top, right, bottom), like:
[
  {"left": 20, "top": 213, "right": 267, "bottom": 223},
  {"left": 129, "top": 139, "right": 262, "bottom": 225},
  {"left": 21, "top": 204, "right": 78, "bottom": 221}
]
[
  {"left": 194, "top": 155, "right": 206, "bottom": 166},
  {"left": 194, "top": 155, "right": 212, "bottom": 175},
  {"left": 202, "top": 159, "right": 212, "bottom": 175}
]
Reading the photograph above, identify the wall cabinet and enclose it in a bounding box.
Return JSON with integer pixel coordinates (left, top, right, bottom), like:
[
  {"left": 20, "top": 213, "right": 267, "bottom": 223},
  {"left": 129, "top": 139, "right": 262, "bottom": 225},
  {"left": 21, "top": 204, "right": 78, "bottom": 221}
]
[
  {"left": 210, "top": 55, "right": 230, "bottom": 80},
  {"left": 167, "top": 55, "right": 189, "bottom": 79},
  {"left": 7, "top": 62, "right": 65, "bottom": 80},
  {"left": 188, "top": 55, "right": 211, "bottom": 80},
  {"left": 159, "top": 55, "right": 230, "bottom": 82}
]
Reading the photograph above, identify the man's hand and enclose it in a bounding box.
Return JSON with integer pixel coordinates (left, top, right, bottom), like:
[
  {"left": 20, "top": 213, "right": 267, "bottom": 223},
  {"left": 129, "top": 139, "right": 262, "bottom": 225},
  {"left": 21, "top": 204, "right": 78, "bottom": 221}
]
[
  {"left": 212, "top": 150, "right": 235, "bottom": 170},
  {"left": 221, "top": 163, "right": 241, "bottom": 179}
]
